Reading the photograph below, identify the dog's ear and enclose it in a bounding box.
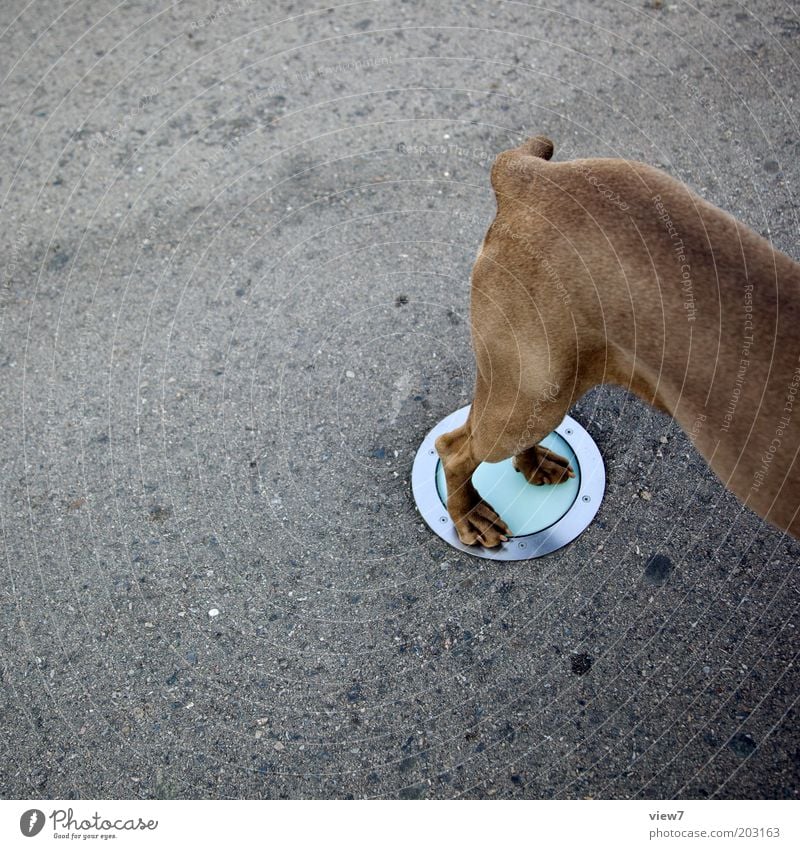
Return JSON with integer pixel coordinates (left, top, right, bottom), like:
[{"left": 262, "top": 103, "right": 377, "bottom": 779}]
[{"left": 517, "top": 135, "right": 554, "bottom": 160}]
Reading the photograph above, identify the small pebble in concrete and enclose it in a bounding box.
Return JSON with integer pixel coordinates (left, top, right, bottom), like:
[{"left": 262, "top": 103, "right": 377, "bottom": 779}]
[
  {"left": 644, "top": 553, "right": 673, "bottom": 585},
  {"left": 399, "top": 782, "right": 428, "bottom": 799},
  {"left": 728, "top": 732, "right": 757, "bottom": 759},
  {"left": 571, "top": 653, "right": 593, "bottom": 676},
  {"left": 148, "top": 504, "right": 172, "bottom": 521},
  {"left": 208, "top": 608, "right": 220, "bottom": 618},
  {"left": 47, "top": 250, "right": 70, "bottom": 271}
]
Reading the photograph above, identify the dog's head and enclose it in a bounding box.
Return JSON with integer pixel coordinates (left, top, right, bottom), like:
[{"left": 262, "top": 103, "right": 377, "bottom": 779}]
[{"left": 490, "top": 135, "right": 554, "bottom": 199}]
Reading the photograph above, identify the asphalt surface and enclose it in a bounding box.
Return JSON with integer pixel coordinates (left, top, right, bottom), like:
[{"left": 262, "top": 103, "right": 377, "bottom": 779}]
[{"left": 1, "top": 0, "right": 799, "bottom": 800}]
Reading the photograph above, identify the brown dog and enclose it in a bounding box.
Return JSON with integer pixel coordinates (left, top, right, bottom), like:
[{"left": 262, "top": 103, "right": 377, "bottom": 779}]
[{"left": 435, "top": 136, "right": 800, "bottom": 547}]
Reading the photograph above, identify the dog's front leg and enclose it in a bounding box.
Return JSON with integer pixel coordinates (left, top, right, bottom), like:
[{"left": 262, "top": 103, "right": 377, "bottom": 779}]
[
  {"left": 435, "top": 374, "right": 574, "bottom": 546},
  {"left": 434, "top": 420, "right": 512, "bottom": 547}
]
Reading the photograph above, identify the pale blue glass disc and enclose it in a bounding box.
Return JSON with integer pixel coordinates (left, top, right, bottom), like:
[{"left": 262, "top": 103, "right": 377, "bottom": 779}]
[{"left": 435, "top": 432, "right": 581, "bottom": 537}]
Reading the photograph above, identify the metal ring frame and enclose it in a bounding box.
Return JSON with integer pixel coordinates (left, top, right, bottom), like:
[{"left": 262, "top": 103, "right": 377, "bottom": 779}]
[{"left": 411, "top": 405, "right": 606, "bottom": 561}]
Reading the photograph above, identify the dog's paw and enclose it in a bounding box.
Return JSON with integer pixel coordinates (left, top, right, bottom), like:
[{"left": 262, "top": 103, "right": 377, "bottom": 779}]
[
  {"left": 454, "top": 499, "right": 511, "bottom": 548},
  {"left": 514, "top": 445, "right": 576, "bottom": 486}
]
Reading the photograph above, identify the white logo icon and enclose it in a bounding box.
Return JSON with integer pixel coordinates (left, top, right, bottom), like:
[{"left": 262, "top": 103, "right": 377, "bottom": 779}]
[{"left": 20, "top": 809, "right": 46, "bottom": 837}]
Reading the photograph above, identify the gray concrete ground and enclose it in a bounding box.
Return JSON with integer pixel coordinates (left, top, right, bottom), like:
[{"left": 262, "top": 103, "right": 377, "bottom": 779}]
[{"left": 1, "top": 0, "right": 798, "bottom": 800}]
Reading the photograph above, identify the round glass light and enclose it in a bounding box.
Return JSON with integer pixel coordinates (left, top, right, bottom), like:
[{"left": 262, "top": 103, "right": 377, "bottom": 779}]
[
  {"left": 435, "top": 431, "right": 580, "bottom": 536},
  {"left": 412, "top": 405, "right": 605, "bottom": 560}
]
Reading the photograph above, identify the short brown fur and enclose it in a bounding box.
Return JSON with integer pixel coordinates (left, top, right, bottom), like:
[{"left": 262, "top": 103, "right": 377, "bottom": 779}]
[{"left": 436, "top": 136, "right": 800, "bottom": 547}]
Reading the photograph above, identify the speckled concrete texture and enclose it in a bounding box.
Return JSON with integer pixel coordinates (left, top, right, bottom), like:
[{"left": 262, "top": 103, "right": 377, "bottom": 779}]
[{"left": 0, "top": 0, "right": 798, "bottom": 799}]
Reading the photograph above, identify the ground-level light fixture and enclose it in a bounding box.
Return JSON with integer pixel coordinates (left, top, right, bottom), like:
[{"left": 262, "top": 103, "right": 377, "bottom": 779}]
[{"left": 412, "top": 405, "right": 605, "bottom": 561}]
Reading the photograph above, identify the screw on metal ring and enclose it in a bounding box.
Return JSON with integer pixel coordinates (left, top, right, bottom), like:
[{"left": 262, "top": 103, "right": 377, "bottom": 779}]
[{"left": 582, "top": 494, "right": 591, "bottom": 502}]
